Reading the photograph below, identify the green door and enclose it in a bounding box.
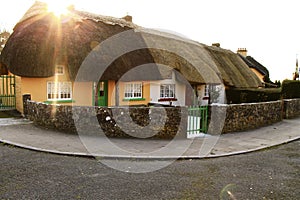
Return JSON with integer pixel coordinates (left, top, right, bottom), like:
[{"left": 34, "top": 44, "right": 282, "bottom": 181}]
[{"left": 98, "top": 81, "right": 108, "bottom": 106}]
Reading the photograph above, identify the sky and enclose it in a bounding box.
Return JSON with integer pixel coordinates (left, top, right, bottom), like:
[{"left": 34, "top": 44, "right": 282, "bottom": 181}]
[{"left": 1, "top": 0, "right": 300, "bottom": 81}]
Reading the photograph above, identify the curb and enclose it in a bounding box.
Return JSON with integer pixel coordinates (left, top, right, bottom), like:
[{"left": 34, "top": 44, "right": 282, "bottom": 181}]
[{"left": 1, "top": 136, "right": 299, "bottom": 160}]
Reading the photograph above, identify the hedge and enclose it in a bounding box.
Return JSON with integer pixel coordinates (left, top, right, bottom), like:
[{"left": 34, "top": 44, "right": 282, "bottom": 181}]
[
  {"left": 281, "top": 80, "right": 300, "bottom": 99},
  {"left": 226, "top": 88, "right": 282, "bottom": 104}
]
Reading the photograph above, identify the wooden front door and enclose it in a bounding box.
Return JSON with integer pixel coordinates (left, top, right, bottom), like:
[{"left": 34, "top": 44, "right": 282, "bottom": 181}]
[{"left": 98, "top": 81, "right": 108, "bottom": 106}]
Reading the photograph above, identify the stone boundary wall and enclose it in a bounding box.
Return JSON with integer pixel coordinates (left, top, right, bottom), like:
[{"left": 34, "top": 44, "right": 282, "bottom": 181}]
[
  {"left": 25, "top": 101, "right": 187, "bottom": 139},
  {"left": 283, "top": 98, "right": 300, "bottom": 119},
  {"left": 209, "top": 100, "right": 283, "bottom": 134},
  {"left": 25, "top": 99, "right": 299, "bottom": 137}
]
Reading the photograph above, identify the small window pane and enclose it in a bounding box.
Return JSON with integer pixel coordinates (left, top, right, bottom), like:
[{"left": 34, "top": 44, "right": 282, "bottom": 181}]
[
  {"left": 124, "top": 83, "right": 142, "bottom": 99},
  {"left": 47, "top": 82, "right": 72, "bottom": 100},
  {"left": 55, "top": 65, "right": 64, "bottom": 75},
  {"left": 160, "top": 84, "right": 175, "bottom": 98}
]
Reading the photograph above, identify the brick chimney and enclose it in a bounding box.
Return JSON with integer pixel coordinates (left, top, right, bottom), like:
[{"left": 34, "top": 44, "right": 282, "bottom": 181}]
[{"left": 237, "top": 48, "right": 247, "bottom": 57}]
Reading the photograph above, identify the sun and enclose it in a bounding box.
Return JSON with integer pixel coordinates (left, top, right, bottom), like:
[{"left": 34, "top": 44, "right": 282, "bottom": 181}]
[{"left": 43, "top": 0, "right": 73, "bottom": 17}]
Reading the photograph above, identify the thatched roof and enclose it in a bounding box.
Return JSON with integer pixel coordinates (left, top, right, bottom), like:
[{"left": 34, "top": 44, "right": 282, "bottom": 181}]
[
  {"left": 0, "top": 63, "right": 8, "bottom": 75},
  {"left": 0, "top": 1, "right": 262, "bottom": 88},
  {"left": 205, "top": 46, "right": 262, "bottom": 88}
]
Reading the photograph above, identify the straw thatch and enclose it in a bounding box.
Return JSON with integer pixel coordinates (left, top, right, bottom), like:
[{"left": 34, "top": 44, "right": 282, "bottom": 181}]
[
  {"left": 0, "top": 1, "right": 262, "bottom": 88},
  {"left": 204, "top": 46, "right": 262, "bottom": 88},
  {"left": 0, "top": 63, "right": 8, "bottom": 75}
]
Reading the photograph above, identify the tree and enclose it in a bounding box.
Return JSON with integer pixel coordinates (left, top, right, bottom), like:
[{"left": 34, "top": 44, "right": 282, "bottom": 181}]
[
  {"left": 274, "top": 80, "right": 281, "bottom": 88},
  {"left": 0, "top": 30, "right": 10, "bottom": 54},
  {"left": 209, "top": 85, "right": 221, "bottom": 104}
]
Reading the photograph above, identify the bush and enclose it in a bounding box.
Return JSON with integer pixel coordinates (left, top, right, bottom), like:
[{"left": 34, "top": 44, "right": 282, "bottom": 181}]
[
  {"left": 226, "top": 88, "right": 282, "bottom": 104},
  {"left": 281, "top": 80, "right": 300, "bottom": 99}
]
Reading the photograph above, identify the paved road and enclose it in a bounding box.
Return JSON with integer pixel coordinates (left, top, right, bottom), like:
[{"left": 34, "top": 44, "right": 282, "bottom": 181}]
[{"left": 1, "top": 140, "right": 299, "bottom": 199}]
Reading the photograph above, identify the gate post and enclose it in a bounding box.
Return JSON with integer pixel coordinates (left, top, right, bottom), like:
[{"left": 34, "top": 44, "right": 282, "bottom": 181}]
[{"left": 23, "top": 94, "right": 31, "bottom": 117}]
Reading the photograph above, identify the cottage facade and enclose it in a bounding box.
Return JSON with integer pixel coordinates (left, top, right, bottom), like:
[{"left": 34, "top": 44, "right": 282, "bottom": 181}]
[{"left": 0, "top": 2, "right": 262, "bottom": 113}]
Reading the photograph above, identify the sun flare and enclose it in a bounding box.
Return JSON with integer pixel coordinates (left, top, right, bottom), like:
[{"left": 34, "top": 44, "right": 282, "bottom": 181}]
[{"left": 43, "top": 0, "right": 73, "bottom": 17}]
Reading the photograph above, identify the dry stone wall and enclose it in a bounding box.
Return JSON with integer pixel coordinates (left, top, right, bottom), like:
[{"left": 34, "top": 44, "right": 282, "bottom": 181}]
[
  {"left": 209, "top": 100, "right": 283, "bottom": 134},
  {"left": 25, "top": 101, "right": 187, "bottom": 139},
  {"left": 25, "top": 99, "right": 299, "bottom": 138},
  {"left": 283, "top": 98, "right": 300, "bottom": 119}
]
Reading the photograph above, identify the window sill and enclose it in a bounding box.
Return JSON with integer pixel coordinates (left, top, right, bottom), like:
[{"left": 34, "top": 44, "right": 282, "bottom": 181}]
[
  {"left": 123, "top": 98, "right": 146, "bottom": 102},
  {"left": 158, "top": 98, "right": 177, "bottom": 102},
  {"left": 44, "top": 100, "right": 75, "bottom": 104}
]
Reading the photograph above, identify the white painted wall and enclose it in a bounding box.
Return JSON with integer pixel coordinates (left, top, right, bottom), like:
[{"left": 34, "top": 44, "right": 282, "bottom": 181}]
[
  {"left": 215, "top": 85, "right": 226, "bottom": 104},
  {"left": 196, "top": 85, "right": 208, "bottom": 105},
  {"left": 196, "top": 84, "right": 226, "bottom": 105},
  {"left": 149, "top": 71, "right": 186, "bottom": 106}
]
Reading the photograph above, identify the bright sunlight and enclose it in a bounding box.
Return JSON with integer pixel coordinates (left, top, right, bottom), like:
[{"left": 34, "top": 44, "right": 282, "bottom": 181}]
[{"left": 42, "top": 0, "right": 74, "bottom": 17}]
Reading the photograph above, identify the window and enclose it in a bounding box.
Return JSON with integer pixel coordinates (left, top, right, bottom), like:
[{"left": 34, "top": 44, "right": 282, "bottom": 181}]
[
  {"left": 124, "top": 83, "right": 143, "bottom": 99},
  {"left": 160, "top": 84, "right": 175, "bottom": 98},
  {"left": 204, "top": 85, "right": 210, "bottom": 96},
  {"left": 55, "top": 65, "right": 64, "bottom": 75},
  {"left": 204, "top": 84, "right": 217, "bottom": 96},
  {"left": 47, "top": 82, "right": 72, "bottom": 100}
]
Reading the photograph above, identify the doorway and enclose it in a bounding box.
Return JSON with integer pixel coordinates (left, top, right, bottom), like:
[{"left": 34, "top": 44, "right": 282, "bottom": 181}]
[{"left": 98, "top": 81, "right": 108, "bottom": 106}]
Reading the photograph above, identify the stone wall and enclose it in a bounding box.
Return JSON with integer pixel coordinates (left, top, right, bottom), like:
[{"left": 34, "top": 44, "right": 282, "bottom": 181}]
[
  {"left": 283, "top": 98, "right": 300, "bottom": 119},
  {"left": 209, "top": 100, "right": 283, "bottom": 134},
  {"left": 25, "top": 101, "right": 187, "bottom": 139},
  {"left": 25, "top": 99, "right": 299, "bottom": 138}
]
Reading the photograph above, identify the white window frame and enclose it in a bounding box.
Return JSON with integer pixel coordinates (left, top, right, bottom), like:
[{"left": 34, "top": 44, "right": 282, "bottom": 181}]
[
  {"left": 55, "top": 65, "right": 65, "bottom": 75},
  {"left": 124, "top": 82, "right": 143, "bottom": 99},
  {"left": 47, "top": 82, "right": 72, "bottom": 100},
  {"left": 204, "top": 84, "right": 210, "bottom": 97},
  {"left": 160, "top": 84, "right": 175, "bottom": 98},
  {"left": 204, "top": 84, "right": 217, "bottom": 97}
]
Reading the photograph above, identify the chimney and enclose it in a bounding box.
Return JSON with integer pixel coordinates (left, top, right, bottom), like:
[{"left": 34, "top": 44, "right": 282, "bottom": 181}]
[
  {"left": 212, "top": 43, "right": 220, "bottom": 47},
  {"left": 122, "top": 15, "right": 133, "bottom": 22},
  {"left": 237, "top": 48, "right": 247, "bottom": 57}
]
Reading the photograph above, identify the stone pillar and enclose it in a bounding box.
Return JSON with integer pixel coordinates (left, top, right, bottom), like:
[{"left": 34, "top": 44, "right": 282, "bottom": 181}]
[{"left": 22, "top": 94, "right": 31, "bottom": 117}]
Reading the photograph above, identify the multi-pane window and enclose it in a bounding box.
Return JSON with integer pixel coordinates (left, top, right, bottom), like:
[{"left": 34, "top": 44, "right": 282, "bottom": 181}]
[
  {"left": 160, "top": 84, "right": 175, "bottom": 98},
  {"left": 204, "top": 84, "right": 210, "bottom": 96},
  {"left": 124, "top": 83, "right": 143, "bottom": 99},
  {"left": 55, "top": 65, "right": 64, "bottom": 75},
  {"left": 204, "top": 84, "right": 216, "bottom": 97},
  {"left": 47, "top": 82, "right": 72, "bottom": 100}
]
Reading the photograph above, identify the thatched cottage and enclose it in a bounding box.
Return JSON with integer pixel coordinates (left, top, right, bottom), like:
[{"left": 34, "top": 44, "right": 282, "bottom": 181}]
[
  {"left": 237, "top": 48, "right": 270, "bottom": 84},
  {"left": 0, "top": 1, "right": 262, "bottom": 113}
]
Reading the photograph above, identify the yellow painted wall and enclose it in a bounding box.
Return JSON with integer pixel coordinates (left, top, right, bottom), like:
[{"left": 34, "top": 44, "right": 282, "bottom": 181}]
[
  {"left": 22, "top": 77, "right": 51, "bottom": 103},
  {"left": 16, "top": 65, "right": 71, "bottom": 113},
  {"left": 21, "top": 65, "right": 71, "bottom": 106},
  {"left": 73, "top": 82, "right": 93, "bottom": 106},
  {"left": 15, "top": 75, "right": 23, "bottom": 113},
  {"left": 14, "top": 65, "right": 152, "bottom": 113},
  {"left": 20, "top": 79, "right": 94, "bottom": 107},
  {"left": 251, "top": 68, "right": 264, "bottom": 83},
  {"left": 17, "top": 78, "right": 94, "bottom": 113},
  {"left": 118, "top": 81, "right": 150, "bottom": 106},
  {"left": 107, "top": 80, "right": 116, "bottom": 106}
]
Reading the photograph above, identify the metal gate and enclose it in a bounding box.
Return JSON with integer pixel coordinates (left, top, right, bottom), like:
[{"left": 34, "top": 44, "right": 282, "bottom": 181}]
[
  {"left": 0, "top": 75, "right": 16, "bottom": 110},
  {"left": 187, "top": 105, "right": 208, "bottom": 137}
]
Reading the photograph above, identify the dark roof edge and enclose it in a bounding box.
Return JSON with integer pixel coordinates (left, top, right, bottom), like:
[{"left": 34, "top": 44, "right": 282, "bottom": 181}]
[{"left": 238, "top": 54, "right": 269, "bottom": 77}]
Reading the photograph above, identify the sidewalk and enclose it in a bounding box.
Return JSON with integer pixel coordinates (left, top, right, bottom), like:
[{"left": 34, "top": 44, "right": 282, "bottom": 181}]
[{"left": 0, "top": 117, "right": 299, "bottom": 159}]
